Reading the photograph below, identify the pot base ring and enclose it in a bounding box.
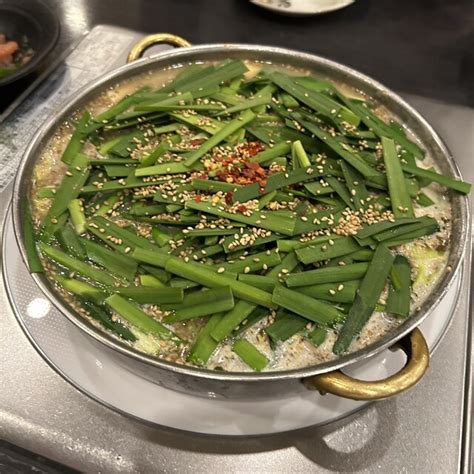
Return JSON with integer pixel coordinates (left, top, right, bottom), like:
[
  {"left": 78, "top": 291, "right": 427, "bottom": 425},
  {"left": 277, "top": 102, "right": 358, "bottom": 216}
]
[{"left": 2, "top": 208, "right": 462, "bottom": 436}]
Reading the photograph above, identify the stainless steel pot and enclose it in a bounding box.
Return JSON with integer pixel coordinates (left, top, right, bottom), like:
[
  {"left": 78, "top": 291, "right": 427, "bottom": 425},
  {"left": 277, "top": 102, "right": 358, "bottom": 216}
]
[{"left": 12, "top": 34, "right": 470, "bottom": 401}]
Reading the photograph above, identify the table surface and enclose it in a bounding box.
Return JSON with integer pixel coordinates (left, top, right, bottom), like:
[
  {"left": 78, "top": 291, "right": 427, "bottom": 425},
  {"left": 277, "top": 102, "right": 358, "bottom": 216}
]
[
  {"left": 1, "top": 0, "right": 473, "bottom": 110},
  {"left": 0, "top": 1, "right": 473, "bottom": 472}
]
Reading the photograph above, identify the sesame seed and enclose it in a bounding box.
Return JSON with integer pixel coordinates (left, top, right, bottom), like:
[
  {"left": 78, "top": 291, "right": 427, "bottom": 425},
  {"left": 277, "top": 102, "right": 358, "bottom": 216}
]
[{"left": 217, "top": 267, "right": 225, "bottom": 273}]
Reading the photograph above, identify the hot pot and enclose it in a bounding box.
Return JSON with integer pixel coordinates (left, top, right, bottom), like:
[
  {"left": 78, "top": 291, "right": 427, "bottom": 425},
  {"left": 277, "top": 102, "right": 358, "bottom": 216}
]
[{"left": 12, "top": 34, "right": 470, "bottom": 401}]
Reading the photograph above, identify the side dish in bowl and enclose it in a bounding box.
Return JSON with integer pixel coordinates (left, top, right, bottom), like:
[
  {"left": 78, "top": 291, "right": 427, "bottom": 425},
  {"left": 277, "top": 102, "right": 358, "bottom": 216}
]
[
  {"left": 25, "top": 59, "right": 471, "bottom": 374},
  {"left": 0, "top": 33, "right": 34, "bottom": 78}
]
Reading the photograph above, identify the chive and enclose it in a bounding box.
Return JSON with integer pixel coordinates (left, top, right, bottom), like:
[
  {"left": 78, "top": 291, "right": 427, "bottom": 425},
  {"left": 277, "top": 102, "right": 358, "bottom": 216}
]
[
  {"left": 164, "top": 256, "right": 276, "bottom": 308},
  {"left": 23, "top": 205, "right": 43, "bottom": 273},
  {"left": 56, "top": 276, "right": 105, "bottom": 304},
  {"left": 55, "top": 224, "right": 86, "bottom": 259},
  {"left": 293, "top": 117, "right": 381, "bottom": 178},
  {"left": 210, "top": 301, "right": 257, "bottom": 342},
  {"left": 238, "top": 274, "right": 276, "bottom": 292},
  {"left": 231, "top": 165, "right": 322, "bottom": 204},
  {"left": 94, "top": 87, "right": 151, "bottom": 123},
  {"left": 295, "top": 236, "right": 361, "bottom": 265},
  {"left": 132, "top": 248, "right": 275, "bottom": 308},
  {"left": 308, "top": 327, "right": 327, "bottom": 346},
  {"left": 103, "top": 164, "right": 135, "bottom": 178},
  {"left": 133, "top": 91, "right": 193, "bottom": 111},
  {"left": 355, "top": 217, "right": 422, "bottom": 241},
  {"left": 163, "top": 287, "right": 234, "bottom": 323},
  {"left": 348, "top": 249, "right": 375, "bottom": 261},
  {"left": 142, "top": 265, "right": 171, "bottom": 283},
  {"left": 174, "top": 59, "right": 247, "bottom": 95},
  {"left": 68, "top": 199, "right": 87, "bottom": 234},
  {"left": 105, "top": 294, "right": 179, "bottom": 340},
  {"left": 217, "top": 92, "right": 272, "bottom": 116},
  {"left": 269, "top": 72, "right": 337, "bottom": 118},
  {"left": 334, "top": 95, "right": 425, "bottom": 158},
  {"left": 372, "top": 216, "right": 438, "bottom": 242},
  {"left": 186, "top": 228, "right": 237, "bottom": 237},
  {"left": 138, "top": 135, "right": 181, "bottom": 168},
  {"left": 191, "top": 179, "right": 241, "bottom": 194},
  {"left": 216, "top": 249, "right": 281, "bottom": 274},
  {"left": 139, "top": 274, "right": 166, "bottom": 288},
  {"left": 292, "top": 140, "right": 311, "bottom": 167},
  {"left": 169, "top": 278, "right": 200, "bottom": 289},
  {"left": 187, "top": 313, "right": 223, "bottom": 365},
  {"left": 81, "top": 299, "right": 136, "bottom": 341},
  {"left": 333, "top": 244, "right": 394, "bottom": 354},
  {"left": 232, "top": 307, "right": 269, "bottom": 337},
  {"left": 232, "top": 339, "right": 268, "bottom": 371},
  {"left": 36, "top": 186, "right": 56, "bottom": 199},
  {"left": 325, "top": 176, "right": 355, "bottom": 210},
  {"left": 296, "top": 280, "right": 360, "bottom": 304},
  {"left": 185, "top": 201, "right": 295, "bottom": 236},
  {"left": 87, "top": 216, "right": 161, "bottom": 253},
  {"left": 340, "top": 162, "right": 369, "bottom": 210},
  {"left": 61, "top": 112, "right": 91, "bottom": 164},
  {"left": 183, "top": 110, "right": 256, "bottom": 167},
  {"left": 135, "top": 162, "right": 189, "bottom": 177},
  {"left": 116, "top": 286, "right": 183, "bottom": 304},
  {"left": 170, "top": 112, "right": 224, "bottom": 135},
  {"left": 151, "top": 227, "right": 172, "bottom": 246},
  {"left": 249, "top": 142, "right": 291, "bottom": 164},
  {"left": 161, "top": 286, "right": 230, "bottom": 311},
  {"left": 285, "top": 262, "right": 368, "bottom": 287},
  {"left": 272, "top": 285, "right": 345, "bottom": 326},
  {"left": 257, "top": 190, "right": 277, "bottom": 210},
  {"left": 129, "top": 203, "right": 167, "bottom": 217},
  {"left": 39, "top": 242, "right": 116, "bottom": 287},
  {"left": 416, "top": 192, "right": 435, "bottom": 207},
  {"left": 94, "top": 192, "right": 122, "bottom": 217},
  {"left": 39, "top": 212, "right": 68, "bottom": 244},
  {"left": 382, "top": 137, "right": 414, "bottom": 218},
  {"left": 265, "top": 310, "right": 307, "bottom": 343},
  {"left": 42, "top": 154, "right": 90, "bottom": 231},
  {"left": 401, "top": 163, "right": 471, "bottom": 194}
]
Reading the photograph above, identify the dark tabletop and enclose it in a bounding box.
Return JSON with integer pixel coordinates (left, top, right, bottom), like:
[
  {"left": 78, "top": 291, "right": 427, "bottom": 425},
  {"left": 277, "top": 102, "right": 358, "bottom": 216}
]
[{"left": 1, "top": 0, "right": 473, "bottom": 112}]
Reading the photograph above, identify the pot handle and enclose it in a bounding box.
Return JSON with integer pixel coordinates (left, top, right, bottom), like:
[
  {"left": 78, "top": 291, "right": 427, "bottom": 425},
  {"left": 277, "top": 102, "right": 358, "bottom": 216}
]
[
  {"left": 127, "top": 33, "right": 192, "bottom": 63},
  {"left": 303, "top": 328, "right": 429, "bottom": 401}
]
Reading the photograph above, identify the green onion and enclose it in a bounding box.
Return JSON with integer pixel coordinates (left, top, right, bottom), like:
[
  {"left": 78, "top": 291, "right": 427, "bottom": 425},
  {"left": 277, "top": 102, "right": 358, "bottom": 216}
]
[
  {"left": 382, "top": 137, "right": 414, "bottom": 218},
  {"left": 333, "top": 244, "right": 394, "bottom": 354},
  {"left": 272, "top": 285, "right": 345, "bottom": 326},
  {"left": 105, "top": 294, "right": 179, "bottom": 340},
  {"left": 385, "top": 255, "right": 411, "bottom": 317},
  {"left": 232, "top": 339, "right": 268, "bottom": 371},
  {"left": 285, "top": 262, "right": 368, "bottom": 287}
]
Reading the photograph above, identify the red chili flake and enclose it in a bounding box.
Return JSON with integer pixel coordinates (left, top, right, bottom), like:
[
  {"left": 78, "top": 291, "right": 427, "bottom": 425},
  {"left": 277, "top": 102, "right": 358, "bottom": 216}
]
[
  {"left": 194, "top": 194, "right": 203, "bottom": 203},
  {"left": 238, "top": 204, "right": 248, "bottom": 213},
  {"left": 191, "top": 139, "right": 204, "bottom": 146},
  {"left": 225, "top": 192, "right": 233, "bottom": 205},
  {"left": 244, "top": 141, "right": 264, "bottom": 157}
]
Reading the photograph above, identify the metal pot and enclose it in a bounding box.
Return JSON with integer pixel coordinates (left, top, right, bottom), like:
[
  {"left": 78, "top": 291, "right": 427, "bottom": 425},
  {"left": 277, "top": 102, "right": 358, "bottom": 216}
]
[{"left": 12, "top": 34, "right": 470, "bottom": 401}]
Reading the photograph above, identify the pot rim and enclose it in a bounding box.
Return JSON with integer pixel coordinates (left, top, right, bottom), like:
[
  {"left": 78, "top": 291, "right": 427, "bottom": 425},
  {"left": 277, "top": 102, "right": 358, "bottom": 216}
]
[{"left": 11, "top": 43, "right": 471, "bottom": 383}]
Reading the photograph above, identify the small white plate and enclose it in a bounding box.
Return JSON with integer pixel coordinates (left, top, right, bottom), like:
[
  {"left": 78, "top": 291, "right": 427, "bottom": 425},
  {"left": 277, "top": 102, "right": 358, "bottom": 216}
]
[
  {"left": 3, "top": 211, "right": 462, "bottom": 435},
  {"left": 250, "top": 0, "right": 355, "bottom": 16}
]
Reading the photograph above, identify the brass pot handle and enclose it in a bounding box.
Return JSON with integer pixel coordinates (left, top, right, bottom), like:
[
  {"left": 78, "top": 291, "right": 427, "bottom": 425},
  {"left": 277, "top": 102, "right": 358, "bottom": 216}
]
[
  {"left": 304, "top": 328, "right": 429, "bottom": 401},
  {"left": 127, "top": 33, "right": 192, "bottom": 63}
]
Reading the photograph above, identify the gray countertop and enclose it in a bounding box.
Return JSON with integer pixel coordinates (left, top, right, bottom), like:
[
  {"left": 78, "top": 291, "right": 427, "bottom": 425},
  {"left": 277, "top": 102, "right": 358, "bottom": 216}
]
[{"left": 0, "top": 5, "right": 473, "bottom": 471}]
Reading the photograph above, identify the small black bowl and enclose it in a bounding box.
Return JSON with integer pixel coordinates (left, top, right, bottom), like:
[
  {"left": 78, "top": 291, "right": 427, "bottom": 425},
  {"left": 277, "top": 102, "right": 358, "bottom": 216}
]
[{"left": 0, "top": 0, "right": 59, "bottom": 86}]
